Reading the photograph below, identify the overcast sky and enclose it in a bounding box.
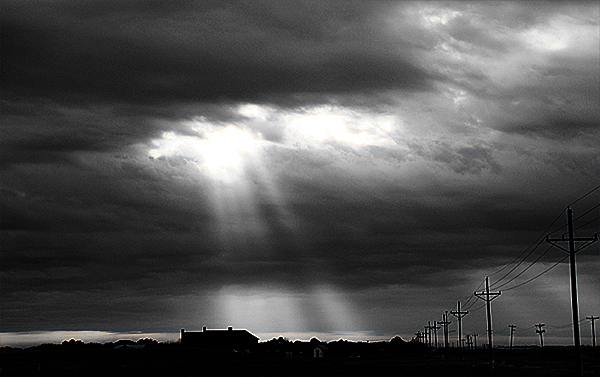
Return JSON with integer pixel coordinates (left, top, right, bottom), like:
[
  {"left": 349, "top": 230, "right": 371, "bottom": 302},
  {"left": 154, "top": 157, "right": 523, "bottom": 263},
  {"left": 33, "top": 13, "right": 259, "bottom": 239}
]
[{"left": 2, "top": 0, "right": 599, "bottom": 347}]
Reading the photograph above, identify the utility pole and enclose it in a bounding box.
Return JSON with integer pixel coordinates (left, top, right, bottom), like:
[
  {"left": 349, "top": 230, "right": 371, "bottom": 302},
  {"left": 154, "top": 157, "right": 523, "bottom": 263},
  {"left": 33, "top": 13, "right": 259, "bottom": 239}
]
[
  {"left": 439, "top": 312, "right": 452, "bottom": 357},
  {"left": 546, "top": 206, "right": 598, "bottom": 375},
  {"left": 508, "top": 325, "right": 516, "bottom": 350},
  {"left": 415, "top": 331, "right": 423, "bottom": 344},
  {"left": 466, "top": 334, "right": 473, "bottom": 364},
  {"left": 535, "top": 323, "right": 546, "bottom": 348},
  {"left": 450, "top": 301, "right": 469, "bottom": 359},
  {"left": 475, "top": 276, "right": 501, "bottom": 367},
  {"left": 433, "top": 321, "right": 440, "bottom": 349},
  {"left": 472, "top": 333, "right": 478, "bottom": 350},
  {"left": 586, "top": 315, "right": 598, "bottom": 348}
]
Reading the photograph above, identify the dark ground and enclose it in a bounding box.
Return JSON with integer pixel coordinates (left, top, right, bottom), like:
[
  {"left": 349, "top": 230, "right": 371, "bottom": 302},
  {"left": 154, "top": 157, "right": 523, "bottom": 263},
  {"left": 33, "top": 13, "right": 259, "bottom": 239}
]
[{"left": 1, "top": 346, "right": 599, "bottom": 376}]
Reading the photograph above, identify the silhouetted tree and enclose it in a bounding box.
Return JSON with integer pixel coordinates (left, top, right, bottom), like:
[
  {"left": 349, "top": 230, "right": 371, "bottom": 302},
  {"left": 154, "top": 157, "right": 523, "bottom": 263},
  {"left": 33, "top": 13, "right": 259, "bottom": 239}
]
[
  {"left": 61, "top": 339, "right": 85, "bottom": 348},
  {"left": 137, "top": 338, "right": 159, "bottom": 347}
]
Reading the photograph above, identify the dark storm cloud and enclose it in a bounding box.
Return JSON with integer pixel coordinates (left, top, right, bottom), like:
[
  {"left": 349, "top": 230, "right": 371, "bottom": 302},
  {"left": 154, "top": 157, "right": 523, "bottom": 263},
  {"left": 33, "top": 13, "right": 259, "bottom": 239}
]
[
  {"left": 1, "top": 0, "right": 599, "bottom": 343},
  {"left": 1, "top": 0, "right": 432, "bottom": 107}
]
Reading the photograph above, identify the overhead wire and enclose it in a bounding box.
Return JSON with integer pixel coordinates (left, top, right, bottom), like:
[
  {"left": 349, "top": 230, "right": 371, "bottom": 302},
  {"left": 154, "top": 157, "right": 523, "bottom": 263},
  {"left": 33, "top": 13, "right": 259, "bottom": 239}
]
[
  {"left": 573, "top": 203, "right": 600, "bottom": 223},
  {"left": 550, "top": 204, "right": 600, "bottom": 237},
  {"left": 546, "top": 318, "right": 587, "bottom": 329},
  {"left": 489, "top": 237, "right": 547, "bottom": 289},
  {"left": 568, "top": 184, "right": 600, "bottom": 207},
  {"left": 492, "top": 196, "right": 598, "bottom": 290},
  {"left": 493, "top": 244, "right": 554, "bottom": 290},
  {"left": 419, "top": 186, "right": 599, "bottom": 336},
  {"left": 574, "top": 215, "right": 600, "bottom": 232},
  {"left": 501, "top": 255, "right": 568, "bottom": 291},
  {"left": 469, "top": 302, "right": 486, "bottom": 313},
  {"left": 461, "top": 278, "right": 485, "bottom": 309},
  {"left": 488, "top": 208, "right": 566, "bottom": 285},
  {"left": 546, "top": 191, "right": 598, "bottom": 237}
]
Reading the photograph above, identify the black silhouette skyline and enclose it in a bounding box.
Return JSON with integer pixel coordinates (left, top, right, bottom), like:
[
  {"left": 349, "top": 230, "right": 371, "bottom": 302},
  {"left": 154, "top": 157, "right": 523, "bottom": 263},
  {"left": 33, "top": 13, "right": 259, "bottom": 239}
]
[{"left": 2, "top": 1, "right": 599, "bottom": 348}]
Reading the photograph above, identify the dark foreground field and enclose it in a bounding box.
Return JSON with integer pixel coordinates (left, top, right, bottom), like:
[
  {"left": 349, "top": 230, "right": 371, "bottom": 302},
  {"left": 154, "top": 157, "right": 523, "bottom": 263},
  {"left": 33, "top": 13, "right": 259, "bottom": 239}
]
[{"left": 1, "top": 346, "right": 599, "bottom": 376}]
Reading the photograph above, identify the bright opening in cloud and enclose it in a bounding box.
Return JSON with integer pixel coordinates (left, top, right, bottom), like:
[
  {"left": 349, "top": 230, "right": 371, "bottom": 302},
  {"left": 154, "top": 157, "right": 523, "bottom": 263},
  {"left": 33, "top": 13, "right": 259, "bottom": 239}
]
[
  {"left": 238, "top": 103, "right": 270, "bottom": 120},
  {"left": 288, "top": 109, "right": 396, "bottom": 147},
  {"left": 420, "top": 8, "right": 461, "bottom": 27},
  {"left": 202, "top": 127, "right": 258, "bottom": 175},
  {"left": 526, "top": 27, "right": 567, "bottom": 51},
  {"left": 149, "top": 126, "right": 261, "bottom": 181}
]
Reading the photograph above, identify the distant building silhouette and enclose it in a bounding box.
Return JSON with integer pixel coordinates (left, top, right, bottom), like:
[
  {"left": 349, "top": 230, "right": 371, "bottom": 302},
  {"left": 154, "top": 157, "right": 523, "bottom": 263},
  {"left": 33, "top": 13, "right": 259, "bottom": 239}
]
[
  {"left": 313, "top": 344, "right": 328, "bottom": 358},
  {"left": 180, "top": 326, "right": 259, "bottom": 352}
]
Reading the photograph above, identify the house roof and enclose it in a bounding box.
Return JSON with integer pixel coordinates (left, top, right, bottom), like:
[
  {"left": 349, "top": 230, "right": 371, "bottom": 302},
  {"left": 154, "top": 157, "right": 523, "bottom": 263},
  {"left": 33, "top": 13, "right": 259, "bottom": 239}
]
[
  {"left": 180, "top": 327, "right": 259, "bottom": 348},
  {"left": 182, "top": 328, "right": 259, "bottom": 339}
]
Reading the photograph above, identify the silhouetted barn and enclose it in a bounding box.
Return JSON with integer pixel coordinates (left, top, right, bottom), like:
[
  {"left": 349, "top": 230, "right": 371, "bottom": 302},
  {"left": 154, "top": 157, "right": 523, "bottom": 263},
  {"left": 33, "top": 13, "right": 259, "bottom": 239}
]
[{"left": 180, "top": 326, "right": 259, "bottom": 352}]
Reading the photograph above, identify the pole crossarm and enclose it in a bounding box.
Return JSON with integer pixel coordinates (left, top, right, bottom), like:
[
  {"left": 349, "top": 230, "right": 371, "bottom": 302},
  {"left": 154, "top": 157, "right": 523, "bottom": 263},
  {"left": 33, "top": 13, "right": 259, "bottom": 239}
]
[
  {"left": 508, "top": 325, "right": 516, "bottom": 349},
  {"left": 474, "top": 277, "right": 501, "bottom": 367},
  {"left": 474, "top": 290, "right": 501, "bottom": 302},
  {"left": 587, "top": 316, "right": 598, "bottom": 349},
  {"left": 450, "top": 301, "right": 469, "bottom": 358},
  {"left": 544, "top": 206, "right": 596, "bottom": 375},
  {"left": 450, "top": 310, "right": 469, "bottom": 318},
  {"left": 535, "top": 323, "right": 546, "bottom": 348},
  {"left": 545, "top": 234, "right": 598, "bottom": 253}
]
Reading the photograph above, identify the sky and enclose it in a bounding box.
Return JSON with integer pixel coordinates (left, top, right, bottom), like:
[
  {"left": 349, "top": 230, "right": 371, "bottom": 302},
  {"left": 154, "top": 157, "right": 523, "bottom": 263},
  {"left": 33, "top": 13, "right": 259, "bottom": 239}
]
[{"left": 1, "top": 0, "right": 599, "bottom": 348}]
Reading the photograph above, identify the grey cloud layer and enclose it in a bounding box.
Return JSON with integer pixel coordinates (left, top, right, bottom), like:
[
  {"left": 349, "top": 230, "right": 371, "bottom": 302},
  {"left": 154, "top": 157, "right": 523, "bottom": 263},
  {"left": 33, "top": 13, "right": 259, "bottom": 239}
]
[
  {"left": 1, "top": 1, "right": 599, "bottom": 339},
  {"left": 2, "top": 1, "right": 431, "bottom": 106}
]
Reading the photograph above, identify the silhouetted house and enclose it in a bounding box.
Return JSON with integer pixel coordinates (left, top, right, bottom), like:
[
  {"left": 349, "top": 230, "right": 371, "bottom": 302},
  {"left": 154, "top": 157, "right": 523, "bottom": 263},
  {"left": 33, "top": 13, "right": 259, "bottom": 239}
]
[
  {"left": 313, "top": 344, "right": 328, "bottom": 358},
  {"left": 180, "top": 326, "right": 259, "bottom": 352}
]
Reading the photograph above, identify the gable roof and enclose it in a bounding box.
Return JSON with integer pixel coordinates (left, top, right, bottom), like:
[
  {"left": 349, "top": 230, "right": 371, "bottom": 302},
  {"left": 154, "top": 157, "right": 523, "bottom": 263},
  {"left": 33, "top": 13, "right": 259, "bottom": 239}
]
[{"left": 180, "top": 327, "right": 259, "bottom": 349}]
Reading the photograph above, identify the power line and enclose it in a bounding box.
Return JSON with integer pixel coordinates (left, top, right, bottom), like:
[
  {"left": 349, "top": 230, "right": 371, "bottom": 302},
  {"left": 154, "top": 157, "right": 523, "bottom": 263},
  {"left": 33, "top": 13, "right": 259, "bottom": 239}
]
[
  {"left": 488, "top": 209, "right": 566, "bottom": 280},
  {"left": 488, "top": 202, "right": 598, "bottom": 290},
  {"left": 493, "top": 244, "right": 554, "bottom": 290},
  {"left": 552, "top": 205, "right": 600, "bottom": 237},
  {"left": 574, "top": 203, "right": 600, "bottom": 223},
  {"left": 474, "top": 277, "right": 501, "bottom": 367},
  {"left": 469, "top": 302, "right": 486, "bottom": 313},
  {"left": 546, "top": 318, "right": 587, "bottom": 329},
  {"left": 462, "top": 279, "right": 486, "bottom": 310},
  {"left": 490, "top": 238, "right": 547, "bottom": 289},
  {"left": 501, "top": 255, "right": 568, "bottom": 291},
  {"left": 574, "top": 215, "right": 600, "bottom": 232},
  {"left": 568, "top": 184, "right": 600, "bottom": 207},
  {"left": 546, "top": 206, "right": 598, "bottom": 376}
]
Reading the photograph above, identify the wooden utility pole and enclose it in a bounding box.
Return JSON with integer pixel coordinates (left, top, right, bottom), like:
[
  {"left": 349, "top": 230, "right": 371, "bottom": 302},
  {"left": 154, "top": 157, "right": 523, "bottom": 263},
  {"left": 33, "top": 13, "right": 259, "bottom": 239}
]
[
  {"left": 586, "top": 315, "right": 598, "bottom": 348},
  {"left": 535, "top": 323, "right": 546, "bottom": 348},
  {"left": 450, "top": 301, "right": 469, "bottom": 358},
  {"left": 433, "top": 321, "right": 440, "bottom": 349},
  {"left": 546, "top": 206, "right": 598, "bottom": 375},
  {"left": 439, "top": 312, "right": 452, "bottom": 356},
  {"left": 508, "top": 325, "right": 516, "bottom": 350},
  {"left": 475, "top": 276, "right": 501, "bottom": 367},
  {"left": 415, "top": 331, "right": 423, "bottom": 344}
]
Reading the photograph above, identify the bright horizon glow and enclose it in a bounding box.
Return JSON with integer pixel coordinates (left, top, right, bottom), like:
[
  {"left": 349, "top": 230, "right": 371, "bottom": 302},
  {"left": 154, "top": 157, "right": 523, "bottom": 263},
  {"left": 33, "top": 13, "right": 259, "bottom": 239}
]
[
  {"left": 213, "top": 285, "right": 361, "bottom": 339},
  {"left": 0, "top": 329, "right": 583, "bottom": 348},
  {"left": 0, "top": 330, "right": 179, "bottom": 348}
]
